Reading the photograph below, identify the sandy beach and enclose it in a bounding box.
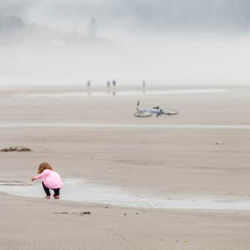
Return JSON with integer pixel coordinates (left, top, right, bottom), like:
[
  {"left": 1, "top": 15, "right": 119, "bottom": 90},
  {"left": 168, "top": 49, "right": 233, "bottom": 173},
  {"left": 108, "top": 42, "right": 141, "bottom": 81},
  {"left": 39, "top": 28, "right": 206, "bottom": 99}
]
[{"left": 1, "top": 84, "right": 250, "bottom": 249}]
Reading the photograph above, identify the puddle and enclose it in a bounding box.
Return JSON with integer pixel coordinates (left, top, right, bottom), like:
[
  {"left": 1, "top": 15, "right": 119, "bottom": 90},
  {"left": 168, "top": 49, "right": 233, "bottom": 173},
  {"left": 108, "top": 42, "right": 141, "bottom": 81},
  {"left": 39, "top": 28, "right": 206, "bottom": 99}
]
[
  {"left": 12, "top": 88, "right": 228, "bottom": 98},
  {"left": 1, "top": 179, "right": 250, "bottom": 210},
  {"left": 0, "top": 123, "right": 250, "bottom": 130}
]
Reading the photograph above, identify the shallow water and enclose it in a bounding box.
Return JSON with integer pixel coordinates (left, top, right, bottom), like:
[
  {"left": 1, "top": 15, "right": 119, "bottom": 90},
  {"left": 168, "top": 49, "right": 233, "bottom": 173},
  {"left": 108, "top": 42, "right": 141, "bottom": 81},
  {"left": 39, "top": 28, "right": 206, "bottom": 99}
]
[
  {"left": 1, "top": 179, "right": 250, "bottom": 210},
  {"left": 0, "top": 123, "right": 250, "bottom": 129},
  {"left": 13, "top": 88, "right": 228, "bottom": 98}
]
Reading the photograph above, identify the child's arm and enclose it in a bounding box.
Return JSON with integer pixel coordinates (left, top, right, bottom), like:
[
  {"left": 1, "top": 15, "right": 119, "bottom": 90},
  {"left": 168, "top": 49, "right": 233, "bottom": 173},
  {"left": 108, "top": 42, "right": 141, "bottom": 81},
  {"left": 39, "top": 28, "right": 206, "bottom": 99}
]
[{"left": 31, "top": 170, "right": 48, "bottom": 181}]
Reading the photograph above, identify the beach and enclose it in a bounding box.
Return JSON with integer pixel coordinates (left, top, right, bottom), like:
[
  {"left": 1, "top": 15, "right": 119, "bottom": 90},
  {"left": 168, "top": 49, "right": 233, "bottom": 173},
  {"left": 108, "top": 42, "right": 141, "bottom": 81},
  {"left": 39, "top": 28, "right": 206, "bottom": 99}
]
[{"left": 1, "top": 84, "right": 250, "bottom": 249}]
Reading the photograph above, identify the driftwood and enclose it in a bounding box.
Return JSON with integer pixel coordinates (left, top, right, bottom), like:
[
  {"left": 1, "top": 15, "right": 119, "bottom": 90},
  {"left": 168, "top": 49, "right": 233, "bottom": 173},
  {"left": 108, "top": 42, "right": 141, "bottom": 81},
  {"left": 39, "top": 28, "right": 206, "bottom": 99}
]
[{"left": 0, "top": 146, "right": 32, "bottom": 152}]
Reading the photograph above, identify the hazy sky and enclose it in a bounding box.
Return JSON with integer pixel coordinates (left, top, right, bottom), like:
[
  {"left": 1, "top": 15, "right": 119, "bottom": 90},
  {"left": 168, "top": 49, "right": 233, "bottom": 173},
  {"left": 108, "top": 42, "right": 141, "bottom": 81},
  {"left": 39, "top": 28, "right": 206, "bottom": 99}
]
[
  {"left": 0, "top": 0, "right": 250, "bottom": 86},
  {"left": 1, "top": 0, "right": 250, "bottom": 34}
]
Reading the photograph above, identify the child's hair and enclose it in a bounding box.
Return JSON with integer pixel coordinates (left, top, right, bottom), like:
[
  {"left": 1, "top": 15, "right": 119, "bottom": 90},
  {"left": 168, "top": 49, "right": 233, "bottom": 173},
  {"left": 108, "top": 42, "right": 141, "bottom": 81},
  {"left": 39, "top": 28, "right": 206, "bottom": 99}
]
[{"left": 37, "top": 162, "right": 53, "bottom": 174}]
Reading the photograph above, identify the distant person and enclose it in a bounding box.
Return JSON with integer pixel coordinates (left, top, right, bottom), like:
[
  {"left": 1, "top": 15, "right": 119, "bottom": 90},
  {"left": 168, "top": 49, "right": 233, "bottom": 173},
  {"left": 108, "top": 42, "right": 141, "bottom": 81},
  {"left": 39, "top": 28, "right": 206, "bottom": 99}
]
[
  {"left": 31, "top": 162, "right": 63, "bottom": 199},
  {"left": 87, "top": 80, "right": 91, "bottom": 87},
  {"left": 142, "top": 80, "right": 146, "bottom": 88},
  {"left": 112, "top": 80, "right": 116, "bottom": 87},
  {"left": 107, "top": 81, "right": 110, "bottom": 88},
  {"left": 152, "top": 106, "right": 160, "bottom": 110}
]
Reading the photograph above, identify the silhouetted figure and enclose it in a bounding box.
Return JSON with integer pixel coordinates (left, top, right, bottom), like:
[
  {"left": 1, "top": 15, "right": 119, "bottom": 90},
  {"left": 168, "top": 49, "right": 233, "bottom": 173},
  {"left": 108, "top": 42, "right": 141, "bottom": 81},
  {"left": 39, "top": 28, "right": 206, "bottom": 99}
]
[
  {"left": 142, "top": 80, "right": 146, "bottom": 88},
  {"left": 87, "top": 80, "right": 91, "bottom": 87},
  {"left": 112, "top": 80, "right": 116, "bottom": 87},
  {"left": 153, "top": 106, "right": 160, "bottom": 109},
  {"left": 142, "top": 80, "right": 146, "bottom": 94},
  {"left": 107, "top": 81, "right": 110, "bottom": 88}
]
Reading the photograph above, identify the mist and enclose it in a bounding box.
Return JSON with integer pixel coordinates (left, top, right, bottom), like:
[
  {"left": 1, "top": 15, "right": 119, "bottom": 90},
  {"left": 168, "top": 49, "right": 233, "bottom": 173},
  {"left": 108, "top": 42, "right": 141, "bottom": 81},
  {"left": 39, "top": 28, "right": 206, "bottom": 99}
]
[{"left": 0, "top": 0, "right": 250, "bottom": 86}]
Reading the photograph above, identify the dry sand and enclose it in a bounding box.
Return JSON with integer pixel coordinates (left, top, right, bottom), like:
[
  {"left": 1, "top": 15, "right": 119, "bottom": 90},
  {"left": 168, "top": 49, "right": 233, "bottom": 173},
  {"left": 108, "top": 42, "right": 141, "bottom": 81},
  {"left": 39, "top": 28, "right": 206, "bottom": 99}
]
[{"left": 1, "top": 85, "right": 250, "bottom": 249}]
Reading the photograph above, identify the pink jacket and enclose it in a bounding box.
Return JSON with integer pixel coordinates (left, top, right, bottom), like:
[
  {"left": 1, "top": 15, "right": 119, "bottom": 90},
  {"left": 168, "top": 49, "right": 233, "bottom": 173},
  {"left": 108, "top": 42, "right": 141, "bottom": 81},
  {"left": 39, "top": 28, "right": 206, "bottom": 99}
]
[{"left": 34, "top": 169, "right": 63, "bottom": 189}]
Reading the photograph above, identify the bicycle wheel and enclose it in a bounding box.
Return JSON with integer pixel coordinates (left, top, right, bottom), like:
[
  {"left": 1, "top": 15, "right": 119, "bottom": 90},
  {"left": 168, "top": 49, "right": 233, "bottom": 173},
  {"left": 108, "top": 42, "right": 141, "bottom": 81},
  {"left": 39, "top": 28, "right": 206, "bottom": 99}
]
[
  {"left": 161, "top": 109, "right": 178, "bottom": 115},
  {"left": 134, "top": 111, "right": 153, "bottom": 117}
]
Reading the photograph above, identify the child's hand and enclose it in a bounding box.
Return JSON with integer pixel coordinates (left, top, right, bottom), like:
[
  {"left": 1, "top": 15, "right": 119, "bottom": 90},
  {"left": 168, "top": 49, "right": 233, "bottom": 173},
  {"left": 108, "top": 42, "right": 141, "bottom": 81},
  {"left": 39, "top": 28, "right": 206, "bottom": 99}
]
[{"left": 31, "top": 177, "right": 35, "bottom": 181}]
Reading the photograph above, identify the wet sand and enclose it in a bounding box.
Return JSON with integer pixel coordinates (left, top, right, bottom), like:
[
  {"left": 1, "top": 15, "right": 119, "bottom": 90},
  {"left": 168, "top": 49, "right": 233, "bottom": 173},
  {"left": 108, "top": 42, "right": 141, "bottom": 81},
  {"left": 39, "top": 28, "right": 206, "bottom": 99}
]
[{"left": 1, "top": 85, "right": 250, "bottom": 249}]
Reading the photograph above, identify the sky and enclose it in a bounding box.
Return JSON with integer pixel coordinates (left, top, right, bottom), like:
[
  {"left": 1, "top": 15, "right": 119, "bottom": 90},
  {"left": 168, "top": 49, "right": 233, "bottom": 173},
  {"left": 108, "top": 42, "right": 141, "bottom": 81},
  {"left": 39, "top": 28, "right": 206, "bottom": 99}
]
[
  {"left": 0, "top": 0, "right": 250, "bottom": 86},
  {"left": 1, "top": 0, "right": 250, "bottom": 33}
]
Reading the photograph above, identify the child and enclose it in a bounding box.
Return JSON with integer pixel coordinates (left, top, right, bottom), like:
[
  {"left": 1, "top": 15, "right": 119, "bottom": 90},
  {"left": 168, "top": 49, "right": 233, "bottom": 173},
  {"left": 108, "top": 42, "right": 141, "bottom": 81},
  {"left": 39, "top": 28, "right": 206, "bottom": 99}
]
[{"left": 31, "top": 162, "right": 63, "bottom": 199}]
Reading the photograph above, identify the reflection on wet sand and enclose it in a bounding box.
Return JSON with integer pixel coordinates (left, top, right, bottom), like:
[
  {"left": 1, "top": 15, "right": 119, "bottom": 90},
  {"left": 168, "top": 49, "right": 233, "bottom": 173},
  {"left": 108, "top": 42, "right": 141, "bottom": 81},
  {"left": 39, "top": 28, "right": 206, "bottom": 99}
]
[
  {"left": 1, "top": 178, "right": 250, "bottom": 210},
  {"left": 7, "top": 88, "right": 228, "bottom": 98}
]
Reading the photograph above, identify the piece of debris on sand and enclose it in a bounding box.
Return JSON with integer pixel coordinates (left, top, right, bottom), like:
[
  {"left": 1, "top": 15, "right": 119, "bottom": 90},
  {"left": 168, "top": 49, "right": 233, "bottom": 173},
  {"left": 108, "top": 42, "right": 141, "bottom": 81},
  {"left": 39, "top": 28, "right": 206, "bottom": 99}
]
[
  {"left": 79, "top": 211, "right": 91, "bottom": 215},
  {"left": 0, "top": 146, "right": 32, "bottom": 152}
]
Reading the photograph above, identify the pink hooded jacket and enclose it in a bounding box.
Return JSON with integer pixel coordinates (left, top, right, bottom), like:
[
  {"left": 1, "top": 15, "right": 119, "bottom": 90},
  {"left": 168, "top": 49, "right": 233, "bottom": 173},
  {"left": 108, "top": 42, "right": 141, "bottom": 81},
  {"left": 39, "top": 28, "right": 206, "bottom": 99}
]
[{"left": 34, "top": 169, "right": 63, "bottom": 189}]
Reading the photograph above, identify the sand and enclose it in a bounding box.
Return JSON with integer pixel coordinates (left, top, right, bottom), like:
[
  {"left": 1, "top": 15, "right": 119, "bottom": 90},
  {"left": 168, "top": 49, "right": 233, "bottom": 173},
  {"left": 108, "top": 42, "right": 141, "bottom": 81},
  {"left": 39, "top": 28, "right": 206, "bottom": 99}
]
[{"left": 1, "top": 84, "right": 250, "bottom": 249}]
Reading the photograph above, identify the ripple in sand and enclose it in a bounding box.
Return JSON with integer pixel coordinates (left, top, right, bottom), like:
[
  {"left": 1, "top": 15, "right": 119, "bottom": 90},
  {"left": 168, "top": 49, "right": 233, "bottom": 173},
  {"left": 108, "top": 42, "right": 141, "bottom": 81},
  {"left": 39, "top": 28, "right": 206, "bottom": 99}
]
[
  {"left": 0, "top": 181, "right": 32, "bottom": 186},
  {"left": 0, "top": 123, "right": 250, "bottom": 130}
]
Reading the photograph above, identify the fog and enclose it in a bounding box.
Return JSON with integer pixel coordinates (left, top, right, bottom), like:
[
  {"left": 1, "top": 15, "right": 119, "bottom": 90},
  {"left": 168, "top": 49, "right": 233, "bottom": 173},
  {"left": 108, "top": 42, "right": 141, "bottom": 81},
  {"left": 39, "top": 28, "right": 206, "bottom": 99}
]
[{"left": 0, "top": 0, "right": 250, "bottom": 86}]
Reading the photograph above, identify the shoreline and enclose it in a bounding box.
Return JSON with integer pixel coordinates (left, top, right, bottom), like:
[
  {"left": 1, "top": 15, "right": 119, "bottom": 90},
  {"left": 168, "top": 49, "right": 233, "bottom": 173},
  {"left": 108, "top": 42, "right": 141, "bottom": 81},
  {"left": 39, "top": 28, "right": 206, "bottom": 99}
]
[
  {"left": 0, "top": 85, "right": 231, "bottom": 98},
  {"left": 0, "top": 83, "right": 247, "bottom": 92}
]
